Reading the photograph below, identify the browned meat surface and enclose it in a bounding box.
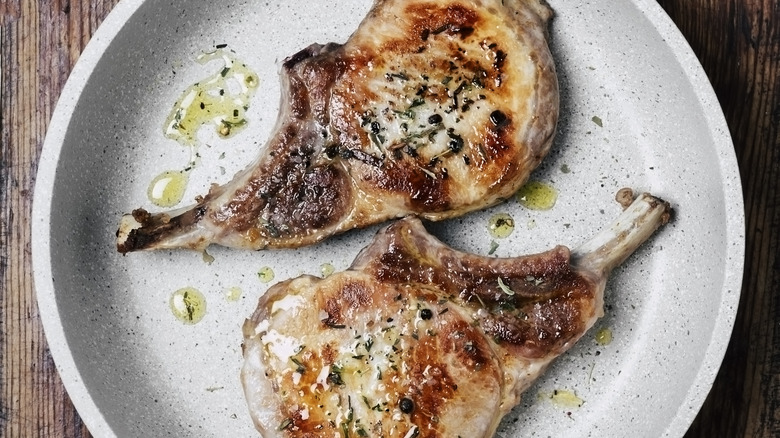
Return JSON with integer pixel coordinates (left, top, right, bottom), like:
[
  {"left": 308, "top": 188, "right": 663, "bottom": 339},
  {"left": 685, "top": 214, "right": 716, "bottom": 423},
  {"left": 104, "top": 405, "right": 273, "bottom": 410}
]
[
  {"left": 116, "top": 0, "right": 558, "bottom": 253},
  {"left": 241, "top": 191, "right": 672, "bottom": 437}
]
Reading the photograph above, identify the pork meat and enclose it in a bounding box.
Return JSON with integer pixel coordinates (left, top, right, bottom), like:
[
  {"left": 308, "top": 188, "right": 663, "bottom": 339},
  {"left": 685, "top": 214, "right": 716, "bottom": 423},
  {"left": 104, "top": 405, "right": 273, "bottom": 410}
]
[
  {"left": 116, "top": 0, "right": 558, "bottom": 253},
  {"left": 241, "top": 191, "right": 672, "bottom": 437}
]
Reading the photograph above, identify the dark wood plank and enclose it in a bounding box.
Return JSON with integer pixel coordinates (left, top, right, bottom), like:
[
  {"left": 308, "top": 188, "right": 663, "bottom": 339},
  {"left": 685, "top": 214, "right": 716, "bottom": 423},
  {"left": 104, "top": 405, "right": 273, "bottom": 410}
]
[
  {"left": 0, "top": 2, "right": 119, "bottom": 437},
  {"left": 656, "top": 0, "right": 780, "bottom": 437},
  {"left": 1, "top": 0, "right": 777, "bottom": 437}
]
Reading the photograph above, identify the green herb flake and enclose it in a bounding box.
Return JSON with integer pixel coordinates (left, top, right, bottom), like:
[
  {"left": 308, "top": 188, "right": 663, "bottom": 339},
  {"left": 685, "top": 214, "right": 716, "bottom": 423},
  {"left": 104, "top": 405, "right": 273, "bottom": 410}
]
[
  {"left": 290, "top": 357, "right": 306, "bottom": 374},
  {"left": 409, "top": 98, "right": 425, "bottom": 108},
  {"left": 328, "top": 365, "right": 345, "bottom": 386},
  {"left": 591, "top": 115, "right": 603, "bottom": 127},
  {"left": 497, "top": 277, "right": 515, "bottom": 296},
  {"left": 278, "top": 418, "right": 293, "bottom": 430}
]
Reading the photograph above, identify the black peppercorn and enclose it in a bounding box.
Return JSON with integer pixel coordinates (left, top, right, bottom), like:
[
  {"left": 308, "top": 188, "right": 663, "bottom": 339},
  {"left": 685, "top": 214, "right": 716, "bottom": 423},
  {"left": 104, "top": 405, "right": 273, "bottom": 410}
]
[
  {"left": 399, "top": 397, "right": 414, "bottom": 414},
  {"left": 490, "top": 110, "right": 508, "bottom": 127},
  {"left": 427, "top": 113, "right": 443, "bottom": 124},
  {"left": 420, "top": 308, "right": 433, "bottom": 320}
]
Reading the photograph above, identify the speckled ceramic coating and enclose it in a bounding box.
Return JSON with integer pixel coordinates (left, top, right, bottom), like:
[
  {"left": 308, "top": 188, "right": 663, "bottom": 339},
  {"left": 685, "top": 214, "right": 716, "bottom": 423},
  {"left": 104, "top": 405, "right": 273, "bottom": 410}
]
[{"left": 32, "top": 0, "right": 745, "bottom": 437}]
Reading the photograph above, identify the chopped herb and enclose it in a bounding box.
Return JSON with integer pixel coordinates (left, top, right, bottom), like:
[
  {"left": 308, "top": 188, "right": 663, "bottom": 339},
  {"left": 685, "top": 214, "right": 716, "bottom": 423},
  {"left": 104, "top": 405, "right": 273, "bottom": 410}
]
[
  {"left": 369, "top": 132, "right": 386, "bottom": 148},
  {"left": 441, "top": 75, "right": 453, "bottom": 85},
  {"left": 328, "top": 365, "right": 345, "bottom": 386},
  {"left": 452, "top": 81, "right": 467, "bottom": 107},
  {"left": 393, "top": 108, "right": 416, "bottom": 119},
  {"left": 278, "top": 418, "right": 293, "bottom": 430},
  {"left": 497, "top": 277, "right": 515, "bottom": 295},
  {"left": 290, "top": 357, "right": 306, "bottom": 374},
  {"left": 436, "top": 22, "right": 453, "bottom": 34},
  {"left": 420, "top": 167, "right": 437, "bottom": 179},
  {"left": 386, "top": 71, "right": 410, "bottom": 81},
  {"left": 409, "top": 98, "right": 425, "bottom": 108},
  {"left": 447, "top": 131, "right": 464, "bottom": 153},
  {"left": 488, "top": 240, "right": 499, "bottom": 255},
  {"left": 592, "top": 115, "right": 603, "bottom": 127}
]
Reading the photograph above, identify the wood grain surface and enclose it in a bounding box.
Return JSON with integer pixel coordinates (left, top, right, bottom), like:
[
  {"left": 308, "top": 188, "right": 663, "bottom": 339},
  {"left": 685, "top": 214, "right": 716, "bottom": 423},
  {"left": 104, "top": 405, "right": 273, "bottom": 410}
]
[{"left": 0, "top": 0, "right": 777, "bottom": 437}]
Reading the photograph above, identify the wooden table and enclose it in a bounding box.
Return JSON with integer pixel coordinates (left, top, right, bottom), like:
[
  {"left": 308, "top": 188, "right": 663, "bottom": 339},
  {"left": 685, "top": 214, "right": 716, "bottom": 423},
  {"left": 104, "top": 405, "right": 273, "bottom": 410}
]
[{"left": 1, "top": 0, "right": 776, "bottom": 436}]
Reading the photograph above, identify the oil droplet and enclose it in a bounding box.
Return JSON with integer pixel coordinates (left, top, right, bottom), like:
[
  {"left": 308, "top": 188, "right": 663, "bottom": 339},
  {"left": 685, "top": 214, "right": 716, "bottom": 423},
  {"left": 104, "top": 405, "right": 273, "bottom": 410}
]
[
  {"left": 225, "top": 286, "right": 242, "bottom": 302},
  {"left": 164, "top": 48, "right": 260, "bottom": 147},
  {"left": 148, "top": 170, "right": 189, "bottom": 207},
  {"left": 170, "top": 287, "right": 207, "bottom": 324},
  {"left": 320, "top": 263, "right": 335, "bottom": 278},
  {"left": 258, "top": 266, "right": 275, "bottom": 283},
  {"left": 595, "top": 327, "right": 613, "bottom": 346},
  {"left": 488, "top": 213, "right": 515, "bottom": 239},
  {"left": 549, "top": 389, "right": 584, "bottom": 408},
  {"left": 516, "top": 181, "right": 558, "bottom": 210}
]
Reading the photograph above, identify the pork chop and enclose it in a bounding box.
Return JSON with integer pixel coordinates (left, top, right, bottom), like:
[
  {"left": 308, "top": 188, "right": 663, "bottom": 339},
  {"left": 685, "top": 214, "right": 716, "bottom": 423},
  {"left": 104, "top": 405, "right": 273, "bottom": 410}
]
[
  {"left": 241, "top": 191, "right": 672, "bottom": 437},
  {"left": 116, "top": 0, "right": 558, "bottom": 253}
]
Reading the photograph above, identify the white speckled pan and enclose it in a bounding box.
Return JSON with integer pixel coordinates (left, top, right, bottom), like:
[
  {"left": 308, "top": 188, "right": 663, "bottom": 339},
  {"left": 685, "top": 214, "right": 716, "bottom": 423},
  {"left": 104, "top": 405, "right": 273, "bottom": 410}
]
[{"left": 32, "top": 0, "right": 744, "bottom": 436}]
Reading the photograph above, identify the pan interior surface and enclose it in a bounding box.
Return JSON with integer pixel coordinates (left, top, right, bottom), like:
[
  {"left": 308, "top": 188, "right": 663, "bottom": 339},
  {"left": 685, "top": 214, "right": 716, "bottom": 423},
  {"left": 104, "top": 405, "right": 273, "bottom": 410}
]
[{"left": 32, "top": 0, "right": 744, "bottom": 436}]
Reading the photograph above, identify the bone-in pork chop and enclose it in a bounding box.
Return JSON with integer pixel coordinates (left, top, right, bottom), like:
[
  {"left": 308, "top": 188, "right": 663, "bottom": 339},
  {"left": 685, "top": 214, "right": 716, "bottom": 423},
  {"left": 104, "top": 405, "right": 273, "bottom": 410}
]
[
  {"left": 116, "top": 0, "right": 558, "bottom": 253},
  {"left": 241, "top": 191, "right": 672, "bottom": 437}
]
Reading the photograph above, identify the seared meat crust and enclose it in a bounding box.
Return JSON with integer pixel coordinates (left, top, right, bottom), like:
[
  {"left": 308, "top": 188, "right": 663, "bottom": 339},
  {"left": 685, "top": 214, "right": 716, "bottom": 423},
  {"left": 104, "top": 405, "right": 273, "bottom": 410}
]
[
  {"left": 117, "top": 0, "right": 558, "bottom": 252},
  {"left": 241, "top": 192, "right": 673, "bottom": 437}
]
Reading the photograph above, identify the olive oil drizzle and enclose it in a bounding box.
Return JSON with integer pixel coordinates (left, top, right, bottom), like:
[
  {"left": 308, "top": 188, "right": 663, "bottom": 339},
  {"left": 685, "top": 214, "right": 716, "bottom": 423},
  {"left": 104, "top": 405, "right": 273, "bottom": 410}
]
[
  {"left": 170, "top": 287, "right": 207, "bottom": 324},
  {"left": 147, "top": 48, "right": 259, "bottom": 208},
  {"left": 516, "top": 181, "right": 558, "bottom": 211},
  {"left": 164, "top": 48, "right": 259, "bottom": 147}
]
